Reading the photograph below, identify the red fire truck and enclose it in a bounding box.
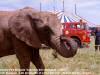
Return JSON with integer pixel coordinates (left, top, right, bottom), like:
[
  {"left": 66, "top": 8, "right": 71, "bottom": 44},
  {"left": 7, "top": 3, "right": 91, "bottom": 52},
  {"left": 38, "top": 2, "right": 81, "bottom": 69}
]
[{"left": 63, "top": 20, "right": 91, "bottom": 48}]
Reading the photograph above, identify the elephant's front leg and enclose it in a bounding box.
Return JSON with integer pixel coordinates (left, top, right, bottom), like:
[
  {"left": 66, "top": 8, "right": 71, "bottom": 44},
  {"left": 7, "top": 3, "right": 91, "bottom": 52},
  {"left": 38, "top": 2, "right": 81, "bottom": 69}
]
[
  {"left": 12, "top": 36, "right": 32, "bottom": 75},
  {"left": 31, "top": 49, "right": 45, "bottom": 75},
  {"left": 15, "top": 47, "right": 32, "bottom": 75}
]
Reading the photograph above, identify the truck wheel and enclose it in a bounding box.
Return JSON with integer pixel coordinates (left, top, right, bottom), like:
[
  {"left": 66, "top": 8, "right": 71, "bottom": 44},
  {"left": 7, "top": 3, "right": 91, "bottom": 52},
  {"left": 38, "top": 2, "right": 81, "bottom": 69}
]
[{"left": 73, "top": 38, "right": 82, "bottom": 48}]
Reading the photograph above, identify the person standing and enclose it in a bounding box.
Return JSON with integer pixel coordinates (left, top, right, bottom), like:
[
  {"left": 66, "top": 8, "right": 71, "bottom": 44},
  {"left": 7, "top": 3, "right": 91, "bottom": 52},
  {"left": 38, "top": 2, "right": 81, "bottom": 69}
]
[{"left": 94, "top": 26, "right": 100, "bottom": 51}]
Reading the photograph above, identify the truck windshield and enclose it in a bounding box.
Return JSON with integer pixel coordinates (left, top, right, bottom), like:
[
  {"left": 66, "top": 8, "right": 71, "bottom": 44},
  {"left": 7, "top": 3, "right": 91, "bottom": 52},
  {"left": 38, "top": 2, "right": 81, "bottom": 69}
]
[{"left": 77, "top": 23, "right": 89, "bottom": 30}]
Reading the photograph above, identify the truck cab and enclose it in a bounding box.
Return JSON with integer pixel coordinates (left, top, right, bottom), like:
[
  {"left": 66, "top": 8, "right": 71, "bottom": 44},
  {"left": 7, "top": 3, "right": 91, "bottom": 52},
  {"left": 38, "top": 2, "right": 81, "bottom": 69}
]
[{"left": 63, "top": 20, "right": 91, "bottom": 48}]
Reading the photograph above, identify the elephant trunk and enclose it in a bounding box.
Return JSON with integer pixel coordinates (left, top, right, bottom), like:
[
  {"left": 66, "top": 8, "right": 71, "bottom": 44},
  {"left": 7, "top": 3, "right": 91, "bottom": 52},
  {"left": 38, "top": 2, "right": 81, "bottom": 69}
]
[{"left": 50, "top": 35, "right": 78, "bottom": 58}]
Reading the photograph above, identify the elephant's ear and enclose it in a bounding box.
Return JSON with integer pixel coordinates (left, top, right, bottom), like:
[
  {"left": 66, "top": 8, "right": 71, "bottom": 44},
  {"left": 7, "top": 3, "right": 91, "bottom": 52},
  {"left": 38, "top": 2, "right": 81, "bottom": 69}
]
[{"left": 9, "top": 12, "right": 41, "bottom": 48}]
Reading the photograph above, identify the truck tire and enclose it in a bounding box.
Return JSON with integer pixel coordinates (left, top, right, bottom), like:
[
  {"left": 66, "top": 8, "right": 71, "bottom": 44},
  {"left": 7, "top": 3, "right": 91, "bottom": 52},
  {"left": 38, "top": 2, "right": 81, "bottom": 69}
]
[{"left": 73, "top": 38, "right": 82, "bottom": 48}]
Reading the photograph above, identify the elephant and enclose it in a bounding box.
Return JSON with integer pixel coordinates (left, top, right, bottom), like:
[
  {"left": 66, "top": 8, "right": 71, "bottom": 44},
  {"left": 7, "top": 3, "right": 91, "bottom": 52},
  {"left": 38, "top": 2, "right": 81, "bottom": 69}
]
[{"left": 0, "top": 7, "right": 78, "bottom": 75}]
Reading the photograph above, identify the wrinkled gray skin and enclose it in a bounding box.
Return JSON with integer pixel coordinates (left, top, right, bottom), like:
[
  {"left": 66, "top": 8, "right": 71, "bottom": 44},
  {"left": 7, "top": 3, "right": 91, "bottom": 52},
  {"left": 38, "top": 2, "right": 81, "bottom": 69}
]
[{"left": 0, "top": 7, "right": 77, "bottom": 75}]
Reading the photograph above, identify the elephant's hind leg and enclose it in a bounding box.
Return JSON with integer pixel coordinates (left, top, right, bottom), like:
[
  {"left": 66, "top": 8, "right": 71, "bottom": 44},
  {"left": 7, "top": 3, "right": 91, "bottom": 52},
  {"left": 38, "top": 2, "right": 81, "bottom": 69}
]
[
  {"left": 31, "top": 48, "right": 45, "bottom": 75},
  {"left": 12, "top": 36, "right": 33, "bottom": 75}
]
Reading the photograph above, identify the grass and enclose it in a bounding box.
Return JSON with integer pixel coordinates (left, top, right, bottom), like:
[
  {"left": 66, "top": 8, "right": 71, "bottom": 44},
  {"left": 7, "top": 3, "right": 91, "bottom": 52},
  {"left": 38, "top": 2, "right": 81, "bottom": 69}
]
[{"left": 0, "top": 36, "right": 100, "bottom": 75}]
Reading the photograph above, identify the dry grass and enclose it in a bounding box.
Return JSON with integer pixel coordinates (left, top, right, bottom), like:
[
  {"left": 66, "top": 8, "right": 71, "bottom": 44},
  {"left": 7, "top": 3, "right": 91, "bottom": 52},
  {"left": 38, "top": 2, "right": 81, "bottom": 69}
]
[{"left": 0, "top": 36, "right": 100, "bottom": 75}]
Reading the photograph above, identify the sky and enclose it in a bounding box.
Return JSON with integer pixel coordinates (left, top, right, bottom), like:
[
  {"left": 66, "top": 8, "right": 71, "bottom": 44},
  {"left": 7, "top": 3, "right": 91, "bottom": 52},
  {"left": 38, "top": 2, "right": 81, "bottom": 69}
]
[{"left": 0, "top": 0, "right": 100, "bottom": 26}]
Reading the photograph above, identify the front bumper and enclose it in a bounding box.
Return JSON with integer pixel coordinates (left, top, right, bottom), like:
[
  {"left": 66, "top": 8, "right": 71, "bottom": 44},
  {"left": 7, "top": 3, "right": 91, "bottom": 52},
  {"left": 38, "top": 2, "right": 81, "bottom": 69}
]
[{"left": 82, "top": 42, "right": 90, "bottom": 48}]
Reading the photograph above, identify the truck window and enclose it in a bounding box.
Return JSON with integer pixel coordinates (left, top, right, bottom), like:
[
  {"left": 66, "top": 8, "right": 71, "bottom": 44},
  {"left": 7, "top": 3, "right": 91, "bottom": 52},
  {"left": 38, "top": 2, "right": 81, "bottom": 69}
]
[
  {"left": 70, "top": 24, "right": 75, "bottom": 28},
  {"left": 77, "top": 24, "right": 87, "bottom": 30},
  {"left": 77, "top": 24, "right": 81, "bottom": 29}
]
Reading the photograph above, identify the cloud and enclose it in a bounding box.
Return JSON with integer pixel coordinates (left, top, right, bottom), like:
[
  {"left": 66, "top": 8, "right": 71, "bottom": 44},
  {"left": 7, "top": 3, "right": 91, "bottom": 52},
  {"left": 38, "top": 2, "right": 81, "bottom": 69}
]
[
  {"left": 0, "top": 0, "right": 23, "bottom": 10},
  {"left": 42, "top": 0, "right": 52, "bottom": 4},
  {"left": 0, "top": 0, "right": 40, "bottom": 10},
  {"left": 0, "top": 0, "right": 100, "bottom": 25},
  {"left": 77, "top": 0, "right": 100, "bottom": 8},
  {"left": 0, "top": 0, "right": 22, "bottom": 4}
]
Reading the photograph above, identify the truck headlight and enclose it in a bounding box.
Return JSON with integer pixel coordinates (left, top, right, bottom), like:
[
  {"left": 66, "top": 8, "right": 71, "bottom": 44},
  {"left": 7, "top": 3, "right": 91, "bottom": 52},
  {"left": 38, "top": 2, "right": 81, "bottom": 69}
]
[
  {"left": 83, "top": 35, "right": 86, "bottom": 40},
  {"left": 65, "top": 30, "right": 69, "bottom": 34}
]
